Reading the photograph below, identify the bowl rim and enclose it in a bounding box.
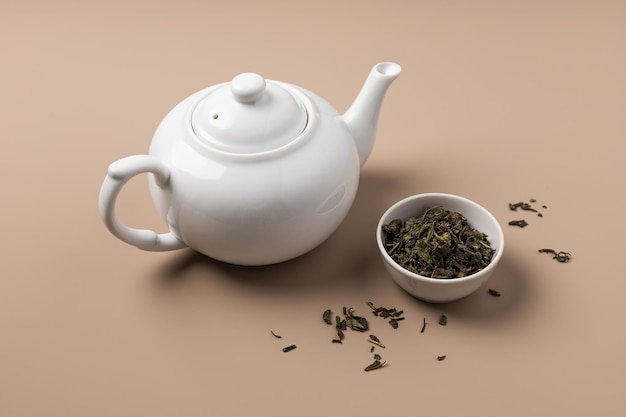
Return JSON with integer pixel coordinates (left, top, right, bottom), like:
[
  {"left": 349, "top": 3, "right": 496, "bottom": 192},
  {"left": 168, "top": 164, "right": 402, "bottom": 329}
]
[{"left": 375, "top": 192, "right": 504, "bottom": 284}]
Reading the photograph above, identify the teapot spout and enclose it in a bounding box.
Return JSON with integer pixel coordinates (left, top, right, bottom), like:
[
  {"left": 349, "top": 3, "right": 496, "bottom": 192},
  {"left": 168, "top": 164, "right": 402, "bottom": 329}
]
[{"left": 343, "top": 62, "right": 401, "bottom": 166}]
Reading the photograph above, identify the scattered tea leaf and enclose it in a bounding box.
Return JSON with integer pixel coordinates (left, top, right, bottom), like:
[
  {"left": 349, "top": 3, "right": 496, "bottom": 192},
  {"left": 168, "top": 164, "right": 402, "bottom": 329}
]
[
  {"left": 367, "top": 301, "right": 405, "bottom": 328},
  {"left": 282, "top": 344, "right": 297, "bottom": 352},
  {"left": 335, "top": 315, "right": 345, "bottom": 341},
  {"left": 373, "top": 353, "right": 382, "bottom": 361},
  {"left": 508, "top": 219, "right": 528, "bottom": 228},
  {"left": 420, "top": 317, "right": 427, "bottom": 333},
  {"left": 323, "top": 309, "right": 333, "bottom": 325},
  {"left": 364, "top": 359, "right": 387, "bottom": 372},
  {"left": 488, "top": 288, "right": 501, "bottom": 297},
  {"left": 437, "top": 355, "right": 447, "bottom": 361},
  {"left": 344, "top": 307, "right": 369, "bottom": 332},
  {"left": 538, "top": 248, "right": 571, "bottom": 263},
  {"left": 368, "top": 334, "right": 385, "bottom": 348},
  {"left": 439, "top": 314, "right": 448, "bottom": 326},
  {"left": 509, "top": 201, "right": 538, "bottom": 212},
  {"left": 270, "top": 330, "right": 282, "bottom": 338},
  {"left": 509, "top": 199, "right": 546, "bottom": 218}
]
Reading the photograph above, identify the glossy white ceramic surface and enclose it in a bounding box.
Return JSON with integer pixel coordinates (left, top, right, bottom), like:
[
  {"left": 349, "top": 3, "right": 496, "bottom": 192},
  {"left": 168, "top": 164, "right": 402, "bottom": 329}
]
[
  {"left": 99, "top": 63, "right": 400, "bottom": 265},
  {"left": 190, "top": 76, "right": 308, "bottom": 154},
  {"left": 376, "top": 193, "right": 504, "bottom": 303}
]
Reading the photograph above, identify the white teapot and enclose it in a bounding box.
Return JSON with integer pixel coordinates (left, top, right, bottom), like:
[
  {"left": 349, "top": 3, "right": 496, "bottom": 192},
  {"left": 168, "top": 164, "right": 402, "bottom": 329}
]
[{"left": 99, "top": 62, "right": 401, "bottom": 265}]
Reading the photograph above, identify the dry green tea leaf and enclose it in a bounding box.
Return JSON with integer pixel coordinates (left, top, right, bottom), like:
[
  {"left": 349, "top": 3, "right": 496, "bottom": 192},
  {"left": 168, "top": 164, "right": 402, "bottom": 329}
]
[
  {"left": 364, "top": 359, "right": 387, "bottom": 372},
  {"left": 368, "top": 334, "right": 385, "bottom": 348},
  {"left": 508, "top": 220, "right": 528, "bottom": 228},
  {"left": 367, "top": 301, "right": 405, "bottom": 329},
  {"left": 488, "top": 288, "right": 501, "bottom": 297},
  {"left": 343, "top": 307, "right": 369, "bottom": 332},
  {"left": 538, "top": 248, "right": 571, "bottom": 263},
  {"left": 323, "top": 309, "right": 332, "bottom": 325},
  {"left": 382, "top": 206, "right": 495, "bottom": 279}
]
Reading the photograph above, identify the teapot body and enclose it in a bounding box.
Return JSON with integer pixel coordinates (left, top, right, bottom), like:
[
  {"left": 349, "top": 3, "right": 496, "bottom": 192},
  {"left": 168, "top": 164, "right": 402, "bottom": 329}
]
[
  {"left": 99, "top": 63, "right": 400, "bottom": 265},
  {"left": 147, "top": 83, "right": 360, "bottom": 265}
]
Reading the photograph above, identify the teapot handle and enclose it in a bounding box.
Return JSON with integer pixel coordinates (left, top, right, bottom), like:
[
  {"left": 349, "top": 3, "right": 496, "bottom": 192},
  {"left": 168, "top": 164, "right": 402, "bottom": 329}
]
[{"left": 98, "top": 155, "right": 187, "bottom": 252}]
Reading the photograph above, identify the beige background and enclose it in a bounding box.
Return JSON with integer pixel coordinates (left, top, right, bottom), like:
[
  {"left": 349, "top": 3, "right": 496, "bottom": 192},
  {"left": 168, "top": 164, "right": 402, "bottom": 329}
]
[{"left": 1, "top": 0, "right": 625, "bottom": 416}]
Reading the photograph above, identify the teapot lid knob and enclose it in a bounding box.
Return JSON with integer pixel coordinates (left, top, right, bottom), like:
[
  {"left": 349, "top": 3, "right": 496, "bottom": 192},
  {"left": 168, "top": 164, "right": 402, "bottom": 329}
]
[{"left": 231, "top": 73, "right": 266, "bottom": 104}]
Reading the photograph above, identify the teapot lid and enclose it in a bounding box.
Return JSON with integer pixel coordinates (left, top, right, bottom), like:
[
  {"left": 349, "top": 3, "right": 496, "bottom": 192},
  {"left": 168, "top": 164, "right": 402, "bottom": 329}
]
[{"left": 191, "top": 73, "right": 308, "bottom": 154}]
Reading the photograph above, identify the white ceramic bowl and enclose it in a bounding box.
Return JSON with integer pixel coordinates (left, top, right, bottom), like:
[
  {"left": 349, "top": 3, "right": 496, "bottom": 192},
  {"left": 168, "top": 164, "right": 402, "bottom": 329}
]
[{"left": 376, "top": 193, "right": 504, "bottom": 303}]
